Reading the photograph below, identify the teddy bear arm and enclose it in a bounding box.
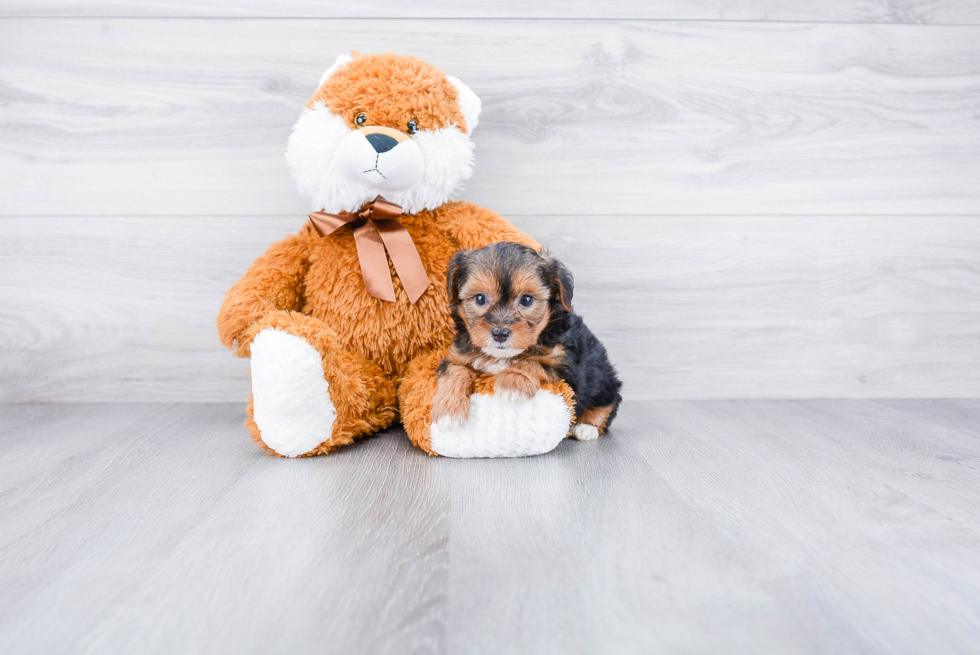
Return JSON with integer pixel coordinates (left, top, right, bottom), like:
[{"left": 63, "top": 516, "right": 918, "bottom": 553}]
[
  {"left": 440, "top": 203, "right": 541, "bottom": 251},
  {"left": 216, "top": 234, "right": 312, "bottom": 357}
]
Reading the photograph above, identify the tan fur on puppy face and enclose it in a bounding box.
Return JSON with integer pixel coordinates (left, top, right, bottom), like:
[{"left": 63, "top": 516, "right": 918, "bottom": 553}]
[
  {"left": 455, "top": 252, "right": 552, "bottom": 356},
  {"left": 308, "top": 52, "right": 469, "bottom": 134}
]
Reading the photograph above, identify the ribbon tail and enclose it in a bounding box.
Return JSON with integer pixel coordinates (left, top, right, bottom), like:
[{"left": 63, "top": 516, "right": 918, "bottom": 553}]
[
  {"left": 352, "top": 221, "right": 397, "bottom": 302},
  {"left": 374, "top": 219, "right": 431, "bottom": 304}
]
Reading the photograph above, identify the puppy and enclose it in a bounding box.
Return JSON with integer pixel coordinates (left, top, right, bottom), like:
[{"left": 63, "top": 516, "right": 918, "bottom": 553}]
[{"left": 432, "top": 242, "right": 622, "bottom": 441}]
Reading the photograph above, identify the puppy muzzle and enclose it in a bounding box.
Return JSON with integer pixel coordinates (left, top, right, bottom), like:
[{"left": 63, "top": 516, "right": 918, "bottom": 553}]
[
  {"left": 335, "top": 126, "right": 424, "bottom": 191},
  {"left": 481, "top": 327, "right": 523, "bottom": 358}
]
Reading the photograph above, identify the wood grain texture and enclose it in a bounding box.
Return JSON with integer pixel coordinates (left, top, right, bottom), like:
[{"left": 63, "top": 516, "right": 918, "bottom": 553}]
[
  {"left": 1, "top": 400, "right": 979, "bottom": 653},
  {"left": 2, "top": 214, "right": 978, "bottom": 402},
  {"left": 0, "top": 404, "right": 448, "bottom": 655},
  {"left": 2, "top": 19, "right": 979, "bottom": 217},
  {"left": 446, "top": 399, "right": 980, "bottom": 652},
  {"left": 3, "top": 0, "right": 980, "bottom": 23}
]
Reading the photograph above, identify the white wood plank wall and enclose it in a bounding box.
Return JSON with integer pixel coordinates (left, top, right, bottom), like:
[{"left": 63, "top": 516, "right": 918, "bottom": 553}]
[{"left": 1, "top": 3, "right": 978, "bottom": 402}]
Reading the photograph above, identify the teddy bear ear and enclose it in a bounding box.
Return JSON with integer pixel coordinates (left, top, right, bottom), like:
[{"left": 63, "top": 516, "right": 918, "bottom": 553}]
[
  {"left": 446, "top": 75, "right": 481, "bottom": 133},
  {"left": 317, "top": 53, "right": 354, "bottom": 88}
]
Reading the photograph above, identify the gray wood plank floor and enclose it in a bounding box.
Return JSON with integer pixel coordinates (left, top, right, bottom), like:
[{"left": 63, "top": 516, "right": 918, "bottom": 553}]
[{"left": 2, "top": 400, "right": 978, "bottom": 654}]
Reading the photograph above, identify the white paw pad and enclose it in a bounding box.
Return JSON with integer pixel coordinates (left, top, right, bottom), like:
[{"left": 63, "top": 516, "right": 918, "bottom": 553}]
[
  {"left": 429, "top": 390, "right": 572, "bottom": 458},
  {"left": 572, "top": 423, "right": 600, "bottom": 441},
  {"left": 250, "top": 328, "right": 336, "bottom": 457}
]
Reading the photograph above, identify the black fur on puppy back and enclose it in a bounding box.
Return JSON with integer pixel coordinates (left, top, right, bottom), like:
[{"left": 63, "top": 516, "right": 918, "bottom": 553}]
[{"left": 558, "top": 313, "right": 623, "bottom": 430}]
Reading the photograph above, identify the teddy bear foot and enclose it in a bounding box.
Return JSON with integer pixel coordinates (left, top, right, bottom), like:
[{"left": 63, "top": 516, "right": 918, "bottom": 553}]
[
  {"left": 428, "top": 389, "right": 573, "bottom": 458},
  {"left": 249, "top": 328, "right": 337, "bottom": 457}
]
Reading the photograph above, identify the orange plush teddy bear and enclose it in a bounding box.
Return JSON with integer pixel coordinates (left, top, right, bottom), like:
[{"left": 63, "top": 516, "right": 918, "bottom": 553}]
[{"left": 217, "top": 52, "right": 575, "bottom": 458}]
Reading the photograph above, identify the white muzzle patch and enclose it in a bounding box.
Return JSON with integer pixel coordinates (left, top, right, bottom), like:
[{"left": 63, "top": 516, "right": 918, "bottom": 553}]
[
  {"left": 286, "top": 104, "right": 476, "bottom": 215},
  {"left": 335, "top": 130, "right": 424, "bottom": 191}
]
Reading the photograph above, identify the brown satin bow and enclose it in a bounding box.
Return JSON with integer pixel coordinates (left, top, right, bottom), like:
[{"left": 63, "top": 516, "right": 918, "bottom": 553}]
[{"left": 308, "top": 196, "right": 430, "bottom": 304}]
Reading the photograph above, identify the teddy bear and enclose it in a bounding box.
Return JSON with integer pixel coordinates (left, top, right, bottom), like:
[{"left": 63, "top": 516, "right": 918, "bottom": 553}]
[{"left": 217, "top": 52, "right": 576, "bottom": 458}]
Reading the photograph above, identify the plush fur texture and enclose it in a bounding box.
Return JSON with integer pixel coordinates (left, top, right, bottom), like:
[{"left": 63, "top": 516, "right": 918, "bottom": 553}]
[
  {"left": 218, "top": 52, "right": 581, "bottom": 458},
  {"left": 286, "top": 52, "right": 478, "bottom": 215},
  {"left": 242, "top": 311, "right": 398, "bottom": 456},
  {"left": 308, "top": 53, "right": 470, "bottom": 132},
  {"left": 431, "top": 390, "right": 572, "bottom": 458},
  {"left": 399, "top": 348, "right": 575, "bottom": 457},
  {"left": 250, "top": 328, "right": 337, "bottom": 457}
]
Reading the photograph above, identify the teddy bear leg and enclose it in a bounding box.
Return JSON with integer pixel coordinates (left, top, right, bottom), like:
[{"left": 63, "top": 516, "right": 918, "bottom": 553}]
[
  {"left": 399, "top": 351, "right": 575, "bottom": 458},
  {"left": 245, "top": 312, "right": 397, "bottom": 458}
]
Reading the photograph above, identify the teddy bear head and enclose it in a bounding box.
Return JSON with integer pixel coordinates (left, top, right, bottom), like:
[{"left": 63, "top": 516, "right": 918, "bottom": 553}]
[{"left": 285, "top": 52, "right": 482, "bottom": 215}]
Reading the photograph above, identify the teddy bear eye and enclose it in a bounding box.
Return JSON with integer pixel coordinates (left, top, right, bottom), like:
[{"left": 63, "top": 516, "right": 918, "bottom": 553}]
[
  {"left": 519, "top": 294, "right": 534, "bottom": 307},
  {"left": 355, "top": 113, "right": 367, "bottom": 127},
  {"left": 407, "top": 120, "right": 419, "bottom": 135},
  {"left": 474, "top": 293, "right": 487, "bottom": 306}
]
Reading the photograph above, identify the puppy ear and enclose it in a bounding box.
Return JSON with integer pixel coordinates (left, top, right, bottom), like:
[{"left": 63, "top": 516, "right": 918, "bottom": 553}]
[
  {"left": 446, "top": 75, "right": 481, "bottom": 132},
  {"left": 318, "top": 53, "right": 354, "bottom": 88},
  {"left": 446, "top": 250, "right": 471, "bottom": 304},
  {"left": 544, "top": 253, "right": 574, "bottom": 312}
]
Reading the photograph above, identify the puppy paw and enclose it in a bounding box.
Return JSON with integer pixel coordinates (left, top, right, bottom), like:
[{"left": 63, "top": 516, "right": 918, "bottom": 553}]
[
  {"left": 434, "top": 412, "right": 467, "bottom": 431},
  {"left": 571, "top": 423, "right": 600, "bottom": 441},
  {"left": 494, "top": 372, "right": 538, "bottom": 404},
  {"left": 431, "top": 377, "right": 472, "bottom": 432},
  {"left": 495, "top": 387, "right": 535, "bottom": 404}
]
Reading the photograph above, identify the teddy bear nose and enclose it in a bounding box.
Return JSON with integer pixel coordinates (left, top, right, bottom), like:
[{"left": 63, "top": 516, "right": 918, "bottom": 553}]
[
  {"left": 365, "top": 132, "right": 399, "bottom": 154},
  {"left": 491, "top": 327, "right": 511, "bottom": 343}
]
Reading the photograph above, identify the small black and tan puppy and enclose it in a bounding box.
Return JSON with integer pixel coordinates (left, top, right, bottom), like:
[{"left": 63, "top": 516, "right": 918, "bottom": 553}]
[{"left": 432, "top": 241, "right": 622, "bottom": 441}]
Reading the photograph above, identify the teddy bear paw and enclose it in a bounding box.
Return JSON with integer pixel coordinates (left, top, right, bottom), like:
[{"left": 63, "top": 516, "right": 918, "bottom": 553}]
[
  {"left": 428, "top": 389, "right": 573, "bottom": 458},
  {"left": 250, "top": 328, "right": 336, "bottom": 457}
]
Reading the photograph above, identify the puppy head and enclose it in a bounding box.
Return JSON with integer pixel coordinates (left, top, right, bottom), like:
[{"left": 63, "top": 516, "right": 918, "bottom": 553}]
[
  {"left": 447, "top": 242, "right": 573, "bottom": 358},
  {"left": 286, "top": 52, "right": 482, "bottom": 215}
]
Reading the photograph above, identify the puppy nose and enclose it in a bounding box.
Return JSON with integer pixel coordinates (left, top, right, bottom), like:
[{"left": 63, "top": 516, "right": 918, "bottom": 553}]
[
  {"left": 365, "top": 132, "right": 399, "bottom": 154},
  {"left": 491, "top": 327, "right": 511, "bottom": 343}
]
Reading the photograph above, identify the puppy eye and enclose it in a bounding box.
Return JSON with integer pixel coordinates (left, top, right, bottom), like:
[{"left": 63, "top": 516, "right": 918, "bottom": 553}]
[
  {"left": 520, "top": 294, "right": 534, "bottom": 307},
  {"left": 355, "top": 113, "right": 367, "bottom": 127},
  {"left": 407, "top": 120, "right": 419, "bottom": 135},
  {"left": 474, "top": 293, "right": 487, "bottom": 306}
]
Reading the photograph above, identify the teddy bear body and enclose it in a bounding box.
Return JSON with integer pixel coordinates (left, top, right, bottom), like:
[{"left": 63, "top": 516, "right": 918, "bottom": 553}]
[
  {"left": 217, "top": 52, "right": 576, "bottom": 458},
  {"left": 299, "top": 203, "right": 536, "bottom": 377}
]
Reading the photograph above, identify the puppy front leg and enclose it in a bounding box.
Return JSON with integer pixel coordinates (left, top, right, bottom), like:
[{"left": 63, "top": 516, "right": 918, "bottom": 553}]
[
  {"left": 494, "top": 360, "right": 551, "bottom": 404},
  {"left": 431, "top": 363, "right": 478, "bottom": 431},
  {"left": 571, "top": 405, "right": 616, "bottom": 441}
]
